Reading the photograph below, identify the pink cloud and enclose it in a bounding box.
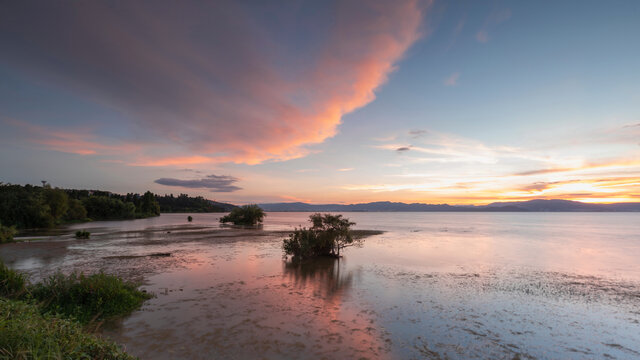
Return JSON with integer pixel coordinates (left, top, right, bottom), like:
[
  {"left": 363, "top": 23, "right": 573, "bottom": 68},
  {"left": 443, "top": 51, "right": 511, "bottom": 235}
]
[
  {"left": 476, "top": 8, "right": 511, "bottom": 43},
  {"left": 475, "top": 31, "right": 489, "bottom": 43},
  {"left": 444, "top": 72, "right": 461, "bottom": 86},
  {"left": 3, "top": 118, "right": 141, "bottom": 156},
  {"left": 1, "top": 1, "right": 425, "bottom": 166}
]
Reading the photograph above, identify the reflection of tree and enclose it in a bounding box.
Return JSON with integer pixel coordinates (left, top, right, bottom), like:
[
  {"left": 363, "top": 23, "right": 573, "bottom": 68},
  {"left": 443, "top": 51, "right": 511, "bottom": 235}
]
[{"left": 282, "top": 257, "right": 354, "bottom": 301}]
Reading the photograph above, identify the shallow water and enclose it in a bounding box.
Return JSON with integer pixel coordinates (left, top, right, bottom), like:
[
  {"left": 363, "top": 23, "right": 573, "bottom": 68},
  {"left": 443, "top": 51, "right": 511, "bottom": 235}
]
[{"left": 2, "top": 212, "right": 640, "bottom": 359}]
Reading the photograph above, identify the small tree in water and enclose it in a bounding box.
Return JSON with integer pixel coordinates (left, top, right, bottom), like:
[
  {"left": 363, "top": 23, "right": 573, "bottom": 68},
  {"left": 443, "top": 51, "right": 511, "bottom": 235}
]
[
  {"left": 219, "top": 204, "right": 265, "bottom": 226},
  {"left": 283, "top": 213, "right": 359, "bottom": 259}
]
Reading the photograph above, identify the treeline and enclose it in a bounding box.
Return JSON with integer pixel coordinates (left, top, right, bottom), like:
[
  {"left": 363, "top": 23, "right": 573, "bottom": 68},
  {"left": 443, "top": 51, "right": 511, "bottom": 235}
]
[
  {"left": 0, "top": 183, "right": 160, "bottom": 230},
  {"left": 156, "top": 193, "right": 233, "bottom": 213}
]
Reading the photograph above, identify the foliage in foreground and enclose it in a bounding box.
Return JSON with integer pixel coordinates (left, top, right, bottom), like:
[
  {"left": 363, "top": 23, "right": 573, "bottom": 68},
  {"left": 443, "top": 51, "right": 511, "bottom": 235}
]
[
  {"left": 0, "top": 223, "right": 17, "bottom": 244},
  {"left": 220, "top": 204, "right": 266, "bottom": 226},
  {"left": 0, "top": 299, "right": 136, "bottom": 360},
  {"left": 0, "top": 261, "right": 27, "bottom": 298},
  {"left": 30, "top": 272, "right": 152, "bottom": 325},
  {"left": 283, "top": 213, "right": 359, "bottom": 259}
]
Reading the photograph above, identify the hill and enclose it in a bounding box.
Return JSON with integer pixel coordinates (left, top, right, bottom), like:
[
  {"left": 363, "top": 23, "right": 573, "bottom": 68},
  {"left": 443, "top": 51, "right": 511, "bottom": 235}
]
[{"left": 258, "top": 199, "right": 640, "bottom": 212}]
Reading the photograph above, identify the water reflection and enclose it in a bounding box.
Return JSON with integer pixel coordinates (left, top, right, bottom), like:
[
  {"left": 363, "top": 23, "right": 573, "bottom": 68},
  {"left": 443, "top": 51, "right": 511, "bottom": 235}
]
[{"left": 283, "top": 257, "right": 354, "bottom": 300}]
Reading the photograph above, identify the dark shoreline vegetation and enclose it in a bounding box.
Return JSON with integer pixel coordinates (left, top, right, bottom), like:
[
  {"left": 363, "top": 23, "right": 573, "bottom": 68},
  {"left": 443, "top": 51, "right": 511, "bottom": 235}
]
[
  {"left": 0, "top": 183, "right": 237, "bottom": 241},
  {"left": 0, "top": 260, "right": 150, "bottom": 359}
]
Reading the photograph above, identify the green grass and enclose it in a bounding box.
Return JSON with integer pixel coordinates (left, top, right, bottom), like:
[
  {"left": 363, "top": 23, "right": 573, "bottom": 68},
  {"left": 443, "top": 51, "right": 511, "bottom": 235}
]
[
  {"left": 0, "top": 299, "right": 136, "bottom": 360},
  {"left": 30, "top": 272, "right": 152, "bottom": 325},
  {"left": 0, "top": 261, "right": 27, "bottom": 298}
]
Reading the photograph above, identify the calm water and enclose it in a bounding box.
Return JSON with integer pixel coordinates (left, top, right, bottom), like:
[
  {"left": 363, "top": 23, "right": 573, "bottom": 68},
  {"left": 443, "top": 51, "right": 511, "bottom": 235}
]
[{"left": 2, "top": 212, "right": 640, "bottom": 359}]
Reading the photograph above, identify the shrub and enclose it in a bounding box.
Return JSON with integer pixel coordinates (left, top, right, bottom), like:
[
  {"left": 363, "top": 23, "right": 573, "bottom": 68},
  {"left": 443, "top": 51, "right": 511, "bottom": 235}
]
[
  {"left": 0, "top": 261, "right": 27, "bottom": 298},
  {"left": 187, "top": 216, "right": 193, "bottom": 222},
  {"left": 220, "top": 204, "right": 265, "bottom": 226},
  {"left": 0, "top": 222, "right": 17, "bottom": 244},
  {"left": 75, "top": 230, "right": 91, "bottom": 239},
  {"left": 283, "top": 213, "right": 360, "bottom": 259},
  {"left": 0, "top": 299, "right": 136, "bottom": 360},
  {"left": 30, "top": 272, "right": 152, "bottom": 325}
]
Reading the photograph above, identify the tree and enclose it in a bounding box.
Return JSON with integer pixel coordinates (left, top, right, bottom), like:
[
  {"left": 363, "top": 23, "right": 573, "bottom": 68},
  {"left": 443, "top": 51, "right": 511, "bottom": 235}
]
[
  {"left": 309, "top": 213, "right": 356, "bottom": 257},
  {"left": 83, "top": 196, "right": 136, "bottom": 220},
  {"left": 283, "top": 213, "right": 360, "bottom": 259},
  {"left": 42, "top": 187, "right": 70, "bottom": 224},
  {"left": 219, "top": 204, "right": 265, "bottom": 226},
  {"left": 137, "top": 191, "right": 160, "bottom": 216},
  {"left": 64, "top": 199, "right": 87, "bottom": 221}
]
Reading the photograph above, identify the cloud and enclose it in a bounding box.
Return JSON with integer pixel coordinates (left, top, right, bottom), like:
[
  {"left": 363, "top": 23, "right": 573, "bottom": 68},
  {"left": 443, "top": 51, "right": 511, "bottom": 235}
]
[
  {"left": 130, "top": 156, "right": 214, "bottom": 167},
  {"left": 475, "top": 31, "right": 489, "bottom": 43},
  {"left": 409, "top": 129, "right": 428, "bottom": 138},
  {"left": 396, "top": 146, "right": 412, "bottom": 152},
  {"left": 476, "top": 8, "right": 511, "bottom": 43},
  {"left": 445, "top": 17, "right": 466, "bottom": 51},
  {"left": 154, "top": 174, "right": 241, "bottom": 192},
  {"left": 338, "top": 168, "right": 354, "bottom": 172},
  {"left": 2, "top": 118, "right": 141, "bottom": 155},
  {"left": 0, "top": 1, "right": 425, "bottom": 165},
  {"left": 443, "top": 72, "right": 460, "bottom": 86}
]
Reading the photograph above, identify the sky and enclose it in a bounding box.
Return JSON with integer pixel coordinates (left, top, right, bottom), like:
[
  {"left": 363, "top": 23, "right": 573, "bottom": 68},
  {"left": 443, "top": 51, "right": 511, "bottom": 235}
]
[{"left": 1, "top": 0, "right": 639, "bottom": 205}]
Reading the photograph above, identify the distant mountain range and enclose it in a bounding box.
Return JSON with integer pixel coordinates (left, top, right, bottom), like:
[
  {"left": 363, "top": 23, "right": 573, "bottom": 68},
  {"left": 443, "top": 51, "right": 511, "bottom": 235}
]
[{"left": 258, "top": 199, "right": 640, "bottom": 212}]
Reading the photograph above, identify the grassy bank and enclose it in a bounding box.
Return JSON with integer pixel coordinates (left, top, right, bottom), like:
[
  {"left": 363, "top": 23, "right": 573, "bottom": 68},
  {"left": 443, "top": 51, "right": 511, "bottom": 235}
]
[
  {"left": 0, "top": 299, "right": 136, "bottom": 360},
  {"left": 31, "top": 272, "right": 152, "bottom": 325},
  {"left": 0, "top": 261, "right": 150, "bottom": 358}
]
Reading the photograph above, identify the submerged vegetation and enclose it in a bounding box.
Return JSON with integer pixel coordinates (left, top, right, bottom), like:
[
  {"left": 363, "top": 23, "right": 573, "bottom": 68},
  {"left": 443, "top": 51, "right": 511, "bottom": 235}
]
[
  {"left": 220, "top": 204, "right": 266, "bottom": 226},
  {"left": 0, "top": 261, "right": 148, "bottom": 358},
  {"left": 283, "top": 213, "right": 360, "bottom": 259},
  {"left": 75, "top": 230, "right": 91, "bottom": 239}
]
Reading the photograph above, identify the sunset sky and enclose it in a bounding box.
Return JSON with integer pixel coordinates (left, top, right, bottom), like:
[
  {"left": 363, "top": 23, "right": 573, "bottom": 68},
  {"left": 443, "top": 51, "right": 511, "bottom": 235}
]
[{"left": 1, "top": 0, "right": 639, "bottom": 205}]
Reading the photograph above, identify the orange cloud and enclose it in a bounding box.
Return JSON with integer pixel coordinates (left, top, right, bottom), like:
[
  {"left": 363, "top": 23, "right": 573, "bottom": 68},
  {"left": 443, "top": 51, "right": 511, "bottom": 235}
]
[
  {"left": 129, "top": 156, "right": 214, "bottom": 167},
  {"left": 3, "top": 118, "right": 140, "bottom": 156},
  {"left": 1, "top": 1, "right": 425, "bottom": 165}
]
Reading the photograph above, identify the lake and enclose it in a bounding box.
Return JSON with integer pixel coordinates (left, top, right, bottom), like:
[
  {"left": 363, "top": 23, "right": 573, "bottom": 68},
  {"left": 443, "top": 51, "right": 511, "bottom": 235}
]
[{"left": 2, "top": 212, "right": 639, "bottom": 359}]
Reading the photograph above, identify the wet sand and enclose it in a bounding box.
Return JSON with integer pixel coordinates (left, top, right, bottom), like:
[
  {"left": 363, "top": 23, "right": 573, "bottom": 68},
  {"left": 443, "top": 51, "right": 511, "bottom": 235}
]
[{"left": 1, "top": 213, "right": 639, "bottom": 359}]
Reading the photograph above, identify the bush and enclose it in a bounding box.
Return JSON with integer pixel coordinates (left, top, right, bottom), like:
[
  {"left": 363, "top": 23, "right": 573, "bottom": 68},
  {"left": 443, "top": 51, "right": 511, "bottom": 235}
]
[
  {"left": 30, "top": 272, "right": 152, "bottom": 325},
  {"left": 75, "top": 230, "right": 91, "bottom": 239},
  {"left": 0, "top": 261, "right": 27, "bottom": 298},
  {"left": 283, "top": 213, "right": 359, "bottom": 259},
  {"left": 0, "top": 222, "right": 17, "bottom": 244},
  {"left": 187, "top": 216, "right": 193, "bottom": 222},
  {"left": 0, "top": 299, "right": 136, "bottom": 360},
  {"left": 220, "top": 204, "right": 265, "bottom": 226}
]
